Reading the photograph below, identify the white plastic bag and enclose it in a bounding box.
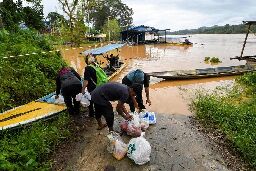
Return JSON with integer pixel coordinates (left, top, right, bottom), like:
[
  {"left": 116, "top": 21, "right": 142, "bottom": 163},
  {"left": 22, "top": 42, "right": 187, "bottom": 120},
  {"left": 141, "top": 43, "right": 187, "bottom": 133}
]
[
  {"left": 140, "top": 117, "right": 149, "bottom": 131},
  {"left": 113, "top": 140, "right": 128, "bottom": 160},
  {"left": 127, "top": 113, "right": 142, "bottom": 137},
  {"left": 50, "top": 95, "right": 65, "bottom": 104},
  {"left": 113, "top": 119, "right": 122, "bottom": 133},
  {"left": 139, "top": 111, "right": 156, "bottom": 125},
  {"left": 107, "top": 132, "right": 127, "bottom": 160},
  {"left": 76, "top": 92, "right": 91, "bottom": 107},
  {"left": 75, "top": 93, "right": 83, "bottom": 101},
  {"left": 127, "top": 133, "right": 151, "bottom": 165}
]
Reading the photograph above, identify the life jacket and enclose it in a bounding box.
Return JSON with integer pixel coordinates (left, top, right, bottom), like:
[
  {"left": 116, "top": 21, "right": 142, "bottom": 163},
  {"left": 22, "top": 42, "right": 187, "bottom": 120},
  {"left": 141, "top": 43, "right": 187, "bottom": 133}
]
[{"left": 89, "top": 64, "right": 108, "bottom": 86}]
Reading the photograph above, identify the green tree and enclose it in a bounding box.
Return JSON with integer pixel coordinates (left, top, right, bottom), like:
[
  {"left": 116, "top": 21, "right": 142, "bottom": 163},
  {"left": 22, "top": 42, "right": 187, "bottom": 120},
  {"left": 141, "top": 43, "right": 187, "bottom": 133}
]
[
  {"left": 170, "top": 23, "right": 256, "bottom": 35},
  {"left": 0, "top": 0, "right": 45, "bottom": 32},
  {"left": 57, "top": 0, "right": 79, "bottom": 43},
  {"left": 90, "top": 0, "right": 133, "bottom": 30},
  {"left": 102, "top": 18, "right": 121, "bottom": 41},
  {"left": 23, "top": 0, "right": 45, "bottom": 31},
  {"left": 46, "top": 12, "right": 67, "bottom": 35},
  {"left": 0, "top": 0, "right": 23, "bottom": 31}
]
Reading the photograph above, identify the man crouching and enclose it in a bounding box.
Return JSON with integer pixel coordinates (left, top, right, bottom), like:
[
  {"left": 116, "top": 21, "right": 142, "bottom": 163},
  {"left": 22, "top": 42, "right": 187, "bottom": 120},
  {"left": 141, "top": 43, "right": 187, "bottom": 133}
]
[{"left": 91, "top": 82, "right": 137, "bottom": 132}]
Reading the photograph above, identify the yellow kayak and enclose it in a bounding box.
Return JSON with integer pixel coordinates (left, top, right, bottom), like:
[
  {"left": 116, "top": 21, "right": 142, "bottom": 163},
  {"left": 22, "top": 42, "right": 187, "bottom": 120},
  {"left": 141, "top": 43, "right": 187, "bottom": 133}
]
[{"left": 0, "top": 101, "right": 66, "bottom": 130}]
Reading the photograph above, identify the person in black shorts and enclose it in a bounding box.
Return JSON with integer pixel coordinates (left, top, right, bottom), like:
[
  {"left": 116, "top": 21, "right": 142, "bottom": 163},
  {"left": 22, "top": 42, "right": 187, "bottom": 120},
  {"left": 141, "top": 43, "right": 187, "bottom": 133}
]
[{"left": 91, "top": 82, "right": 138, "bottom": 131}]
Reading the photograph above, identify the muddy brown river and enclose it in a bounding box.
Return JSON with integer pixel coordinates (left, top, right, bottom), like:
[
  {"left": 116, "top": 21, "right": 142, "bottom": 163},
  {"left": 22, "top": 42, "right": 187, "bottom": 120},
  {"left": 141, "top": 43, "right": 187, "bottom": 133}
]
[{"left": 60, "top": 34, "right": 256, "bottom": 115}]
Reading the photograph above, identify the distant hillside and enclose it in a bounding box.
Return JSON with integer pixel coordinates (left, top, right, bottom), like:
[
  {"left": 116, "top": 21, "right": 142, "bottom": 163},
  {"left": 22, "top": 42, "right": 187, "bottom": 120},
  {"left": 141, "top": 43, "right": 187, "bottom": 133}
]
[{"left": 170, "top": 24, "right": 256, "bottom": 35}]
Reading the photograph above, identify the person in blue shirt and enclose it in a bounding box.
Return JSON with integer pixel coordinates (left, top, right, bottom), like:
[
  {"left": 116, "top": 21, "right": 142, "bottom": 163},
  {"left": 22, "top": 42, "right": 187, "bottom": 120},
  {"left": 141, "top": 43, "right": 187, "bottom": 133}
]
[{"left": 122, "top": 69, "right": 151, "bottom": 112}]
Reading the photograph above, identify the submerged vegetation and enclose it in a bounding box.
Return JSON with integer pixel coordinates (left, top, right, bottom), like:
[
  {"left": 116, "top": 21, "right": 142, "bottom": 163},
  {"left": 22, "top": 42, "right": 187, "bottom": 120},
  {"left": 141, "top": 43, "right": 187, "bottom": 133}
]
[
  {"left": 204, "top": 56, "right": 222, "bottom": 64},
  {"left": 191, "top": 72, "right": 256, "bottom": 167},
  {"left": 204, "top": 57, "right": 210, "bottom": 62},
  {"left": 209, "top": 57, "right": 221, "bottom": 63}
]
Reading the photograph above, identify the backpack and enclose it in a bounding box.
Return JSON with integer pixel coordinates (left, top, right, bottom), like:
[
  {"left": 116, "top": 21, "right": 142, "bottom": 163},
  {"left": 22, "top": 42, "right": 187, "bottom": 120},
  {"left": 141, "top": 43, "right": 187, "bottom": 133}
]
[
  {"left": 89, "top": 64, "right": 108, "bottom": 86},
  {"left": 59, "top": 67, "right": 81, "bottom": 88}
]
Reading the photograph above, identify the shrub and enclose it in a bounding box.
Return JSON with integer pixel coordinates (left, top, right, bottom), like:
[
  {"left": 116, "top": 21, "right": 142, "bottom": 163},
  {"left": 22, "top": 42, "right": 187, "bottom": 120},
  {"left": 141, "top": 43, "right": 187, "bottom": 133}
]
[
  {"left": 0, "top": 29, "right": 67, "bottom": 112},
  {"left": 191, "top": 75, "right": 256, "bottom": 167},
  {"left": 210, "top": 57, "right": 221, "bottom": 63},
  {"left": 204, "top": 57, "right": 210, "bottom": 62},
  {"left": 0, "top": 112, "right": 71, "bottom": 170}
]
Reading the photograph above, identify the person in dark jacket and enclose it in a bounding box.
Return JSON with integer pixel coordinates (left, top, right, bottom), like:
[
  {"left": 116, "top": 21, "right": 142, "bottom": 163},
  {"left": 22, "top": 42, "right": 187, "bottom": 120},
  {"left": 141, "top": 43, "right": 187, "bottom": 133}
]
[
  {"left": 55, "top": 67, "right": 82, "bottom": 116},
  {"left": 82, "top": 55, "right": 97, "bottom": 117},
  {"left": 122, "top": 69, "right": 151, "bottom": 112},
  {"left": 91, "top": 82, "right": 137, "bottom": 131}
]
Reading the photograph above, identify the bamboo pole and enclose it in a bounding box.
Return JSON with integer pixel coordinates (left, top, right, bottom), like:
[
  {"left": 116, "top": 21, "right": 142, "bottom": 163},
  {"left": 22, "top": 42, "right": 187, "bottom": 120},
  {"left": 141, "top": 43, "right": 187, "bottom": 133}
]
[{"left": 240, "top": 24, "right": 251, "bottom": 58}]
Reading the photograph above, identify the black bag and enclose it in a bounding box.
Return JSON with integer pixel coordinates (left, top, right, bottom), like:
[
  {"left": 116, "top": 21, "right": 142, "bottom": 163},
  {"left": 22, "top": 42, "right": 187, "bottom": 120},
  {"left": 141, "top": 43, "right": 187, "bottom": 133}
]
[{"left": 59, "top": 68, "right": 81, "bottom": 89}]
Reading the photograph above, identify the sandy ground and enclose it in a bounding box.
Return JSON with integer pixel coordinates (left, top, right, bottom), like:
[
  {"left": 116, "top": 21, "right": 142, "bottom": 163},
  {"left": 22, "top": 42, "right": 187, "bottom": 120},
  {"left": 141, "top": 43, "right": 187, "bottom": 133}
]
[{"left": 51, "top": 110, "right": 249, "bottom": 171}]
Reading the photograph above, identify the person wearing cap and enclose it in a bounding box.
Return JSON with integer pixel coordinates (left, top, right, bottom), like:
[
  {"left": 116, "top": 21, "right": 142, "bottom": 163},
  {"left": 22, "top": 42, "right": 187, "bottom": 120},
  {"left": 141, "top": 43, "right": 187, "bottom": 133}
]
[
  {"left": 122, "top": 69, "right": 151, "bottom": 112},
  {"left": 82, "top": 55, "right": 97, "bottom": 117},
  {"left": 91, "top": 82, "right": 136, "bottom": 131}
]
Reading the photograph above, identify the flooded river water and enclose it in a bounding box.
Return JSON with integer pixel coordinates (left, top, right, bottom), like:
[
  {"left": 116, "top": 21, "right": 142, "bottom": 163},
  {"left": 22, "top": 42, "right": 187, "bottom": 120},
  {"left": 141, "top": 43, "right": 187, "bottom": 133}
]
[{"left": 61, "top": 34, "right": 256, "bottom": 115}]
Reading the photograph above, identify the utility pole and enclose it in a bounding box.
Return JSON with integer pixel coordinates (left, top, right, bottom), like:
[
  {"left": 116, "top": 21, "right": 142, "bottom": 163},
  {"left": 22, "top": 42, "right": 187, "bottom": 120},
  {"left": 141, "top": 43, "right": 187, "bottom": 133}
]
[
  {"left": 108, "top": 16, "right": 110, "bottom": 42},
  {"left": 88, "top": 12, "right": 90, "bottom": 34}
]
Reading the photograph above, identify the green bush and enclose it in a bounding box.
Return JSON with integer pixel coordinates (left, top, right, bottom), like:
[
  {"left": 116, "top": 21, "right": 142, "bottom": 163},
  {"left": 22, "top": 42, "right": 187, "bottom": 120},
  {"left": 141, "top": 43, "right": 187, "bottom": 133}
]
[
  {"left": 0, "top": 29, "right": 67, "bottom": 112},
  {"left": 0, "top": 29, "right": 73, "bottom": 170},
  {"left": 204, "top": 57, "right": 210, "bottom": 62},
  {"left": 0, "top": 112, "right": 71, "bottom": 170},
  {"left": 204, "top": 56, "right": 222, "bottom": 63},
  {"left": 191, "top": 74, "right": 256, "bottom": 167},
  {"left": 210, "top": 57, "right": 221, "bottom": 63}
]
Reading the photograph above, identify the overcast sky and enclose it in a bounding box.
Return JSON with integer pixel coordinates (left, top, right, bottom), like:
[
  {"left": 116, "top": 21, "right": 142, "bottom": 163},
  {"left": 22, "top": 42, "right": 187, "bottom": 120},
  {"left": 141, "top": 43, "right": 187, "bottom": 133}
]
[{"left": 42, "top": 0, "right": 256, "bottom": 31}]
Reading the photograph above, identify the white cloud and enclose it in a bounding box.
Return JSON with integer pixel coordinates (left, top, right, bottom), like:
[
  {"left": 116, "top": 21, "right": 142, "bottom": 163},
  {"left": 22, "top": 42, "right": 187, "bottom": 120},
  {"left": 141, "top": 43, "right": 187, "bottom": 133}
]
[
  {"left": 42, "top": 0, "right": 60, "bottom": 17},
  {"left": 123, "top": 0, "right": 256, "bottom": 30},
  {"left": 41, "top": 0, "right": 256, "bottom": 31}
]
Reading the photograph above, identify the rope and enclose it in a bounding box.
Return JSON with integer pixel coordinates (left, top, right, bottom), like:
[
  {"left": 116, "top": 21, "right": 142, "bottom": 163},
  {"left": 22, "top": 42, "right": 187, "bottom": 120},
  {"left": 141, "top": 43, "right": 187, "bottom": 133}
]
[{"left": 0, "top": 46, "right": 90, "bottom": 59}]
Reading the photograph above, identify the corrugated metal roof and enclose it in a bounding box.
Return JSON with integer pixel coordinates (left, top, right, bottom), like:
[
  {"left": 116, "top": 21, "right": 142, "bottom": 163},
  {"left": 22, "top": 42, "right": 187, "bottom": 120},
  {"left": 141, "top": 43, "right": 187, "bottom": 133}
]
[
  {"left": 127, "top": 25, "right": 156, "bottom": 32},
  {"left": 81, "top": 43, "right": 125, "bottom": 55}
]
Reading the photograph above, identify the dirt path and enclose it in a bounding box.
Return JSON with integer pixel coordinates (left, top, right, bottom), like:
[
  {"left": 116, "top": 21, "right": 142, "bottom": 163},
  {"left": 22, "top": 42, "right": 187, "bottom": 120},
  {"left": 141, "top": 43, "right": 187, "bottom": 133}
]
[{"left": 52, "top": 112, "right": 236, "bottom": 171}]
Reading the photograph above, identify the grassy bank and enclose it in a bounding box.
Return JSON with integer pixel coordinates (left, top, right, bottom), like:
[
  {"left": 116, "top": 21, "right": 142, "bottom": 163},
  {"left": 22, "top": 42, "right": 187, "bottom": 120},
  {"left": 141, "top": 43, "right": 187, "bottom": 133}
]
[
  {"left": 0, "top": 29, "right": 73, "bottom": 170},
  {"left": 191, "top": 72, "right": 256, "bottom": 167},
  {"left": 0, "top": 29, "right": 66, "bottom": 112},
  {"left": 0, "top": 112, "right": 71, "bottom": 170}
]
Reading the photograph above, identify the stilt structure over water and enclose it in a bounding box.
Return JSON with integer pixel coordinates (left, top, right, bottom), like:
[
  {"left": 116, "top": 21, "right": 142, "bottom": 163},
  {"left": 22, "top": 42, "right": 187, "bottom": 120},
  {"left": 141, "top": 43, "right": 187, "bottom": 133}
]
[
  {"left": 121, "top": 25, "right": 170, "bottom": 44},
  {"left": 230, "top": 21, "right": 256, "bottom": 62}
]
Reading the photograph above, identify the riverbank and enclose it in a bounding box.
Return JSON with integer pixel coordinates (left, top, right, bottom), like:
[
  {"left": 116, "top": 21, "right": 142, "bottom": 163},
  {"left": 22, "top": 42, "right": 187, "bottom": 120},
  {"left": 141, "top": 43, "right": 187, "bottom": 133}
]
[
  {"left": 191, "top": 72, "right": 256, "bottom": 169},
  {"left": 51, "top": 112, "right": 250, "bottom": 171}
]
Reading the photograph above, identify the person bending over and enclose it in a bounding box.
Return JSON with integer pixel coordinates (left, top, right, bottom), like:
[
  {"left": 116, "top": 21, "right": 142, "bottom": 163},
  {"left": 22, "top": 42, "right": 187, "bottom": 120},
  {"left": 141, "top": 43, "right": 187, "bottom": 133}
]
[
  {"left": 56, "top": 67, "right": 82, "bottom": 116},
  {"left": 122, "top": 69, "right": 151, "bottom": 112},
  {"left": 91, "top": 82, "right": 138, "bottom": 131}
]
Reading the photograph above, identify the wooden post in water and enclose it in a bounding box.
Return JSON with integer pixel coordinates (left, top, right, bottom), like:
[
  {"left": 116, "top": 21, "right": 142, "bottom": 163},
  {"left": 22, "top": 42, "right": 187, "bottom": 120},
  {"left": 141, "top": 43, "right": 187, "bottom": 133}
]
[
  {"left": 165, "top": 30, "right": 167, "bottom": 43},
  {"left": 240, "top": 23, "right": 251, "bottom": 58}
]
